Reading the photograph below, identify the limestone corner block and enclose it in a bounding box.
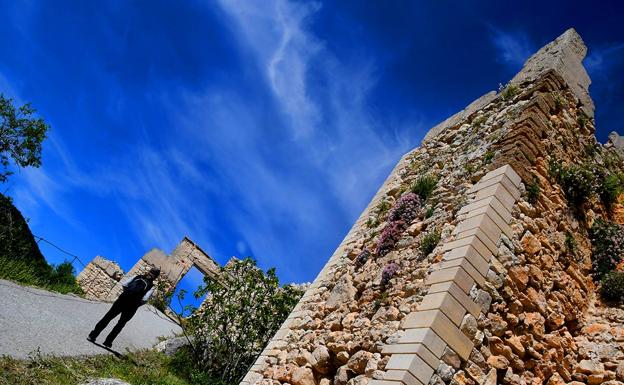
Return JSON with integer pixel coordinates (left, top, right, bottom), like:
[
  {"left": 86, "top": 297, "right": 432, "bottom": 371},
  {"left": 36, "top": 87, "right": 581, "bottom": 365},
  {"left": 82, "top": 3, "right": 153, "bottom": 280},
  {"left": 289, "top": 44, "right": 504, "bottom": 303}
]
[
  {"left": 425, "top": 266, "right": 475, "bottom": 294},
  {"left": 381, "top": 343, "right": 439, "bottom": 369},
  {"left": 386, "top": 354, "right": 435, "bottom": 385},
  {"left": 418, "top": 292, "right": 466, "bottom": 326},
  {"left": 384, "top": 370, "right": 424, "bottom": 385},
  {"left": 399, "top": 328, "right": 447, "bottom": 357},
  {"left": 403, "top": 310, "right": 474, "bottom": 360}
]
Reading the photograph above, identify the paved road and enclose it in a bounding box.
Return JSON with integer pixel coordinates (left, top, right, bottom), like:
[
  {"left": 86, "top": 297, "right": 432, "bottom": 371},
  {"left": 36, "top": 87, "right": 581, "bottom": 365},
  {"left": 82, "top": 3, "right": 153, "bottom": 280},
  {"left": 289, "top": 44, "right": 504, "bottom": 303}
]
[{"left": 0, "top": 279, "right": 182, "bottom": 358}]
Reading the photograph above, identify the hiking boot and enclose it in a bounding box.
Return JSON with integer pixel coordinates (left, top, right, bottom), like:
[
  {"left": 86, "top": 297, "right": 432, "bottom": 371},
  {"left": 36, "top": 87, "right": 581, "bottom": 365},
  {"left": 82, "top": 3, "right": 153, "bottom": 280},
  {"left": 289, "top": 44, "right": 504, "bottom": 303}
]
[
  {"left": 103, "top": 340, "right": 112, "bottom": 348},
  {"left": 87, "top": 333, "right": 97, "bottom": 343}
]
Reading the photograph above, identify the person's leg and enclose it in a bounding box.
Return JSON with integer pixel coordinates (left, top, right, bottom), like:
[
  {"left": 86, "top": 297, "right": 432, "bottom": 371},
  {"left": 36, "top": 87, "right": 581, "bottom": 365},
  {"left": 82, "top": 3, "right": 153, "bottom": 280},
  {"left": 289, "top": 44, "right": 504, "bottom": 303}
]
[
  {"left": 89, "top": 299, "right": 124, "bottom": 340},
  {"left": 103, "top": 304, "right": 139, "bottom": 347}
]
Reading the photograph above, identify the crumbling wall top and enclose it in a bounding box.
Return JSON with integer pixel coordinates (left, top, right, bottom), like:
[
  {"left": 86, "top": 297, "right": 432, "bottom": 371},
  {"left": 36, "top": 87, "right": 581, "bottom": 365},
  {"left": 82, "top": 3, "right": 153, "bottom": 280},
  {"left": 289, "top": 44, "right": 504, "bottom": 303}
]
[{"left": 510, "top": 28, "right": 593, "bottom": 116}]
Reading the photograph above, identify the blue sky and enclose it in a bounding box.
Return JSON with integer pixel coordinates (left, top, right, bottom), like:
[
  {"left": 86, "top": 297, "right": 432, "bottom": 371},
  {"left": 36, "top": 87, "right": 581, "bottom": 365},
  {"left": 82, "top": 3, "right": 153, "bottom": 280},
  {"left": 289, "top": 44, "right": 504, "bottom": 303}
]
[{"left": 1, "top": 1, "right": 623, "bottom": 295}]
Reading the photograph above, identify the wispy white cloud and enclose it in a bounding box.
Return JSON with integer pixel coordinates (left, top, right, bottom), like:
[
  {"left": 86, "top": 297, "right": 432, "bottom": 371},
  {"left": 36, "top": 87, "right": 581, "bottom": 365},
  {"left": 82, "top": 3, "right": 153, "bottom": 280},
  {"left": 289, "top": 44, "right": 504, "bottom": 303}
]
[
  {"left": 490, "top": 27, "right": 533, "bottom": 69},
  {"left": 586, "top": 42, "right": 624, "bottom": 75},
  {"left": 7, "top": 0, "right": 421, "bottom": 282}
]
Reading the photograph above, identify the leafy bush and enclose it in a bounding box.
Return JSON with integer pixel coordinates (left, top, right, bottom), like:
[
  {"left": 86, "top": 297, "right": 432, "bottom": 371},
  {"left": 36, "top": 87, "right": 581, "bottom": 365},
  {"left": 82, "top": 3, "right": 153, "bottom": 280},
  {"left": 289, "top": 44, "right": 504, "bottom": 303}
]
[
  {"left": 420, "top": 229, "right": 441, "bottom": 258},
  {"left": 387, "top": 193, "right": 422, "bottom": 224},
  {"left": 410, "top": 175, "right": 438, "bottom": 201},
  {"left": 180, "top": 258, "right": 302, "bottom": 385},
  {"left": 589, "top": 219, "right": 624, "bottom": 279},
  {"left": 380, "top": 262, "right": 399, "bottom": 287},
  {"left": 425, "top": 206, "right": 434, "bottom": 219},
  {"left": 527, "top": 176, "right": 540, "bottom": 204},
  {"left": 599, "top": 271, "right": 624, "bottom": 303},
  {"left": 376, "top": 221, "right": 404, "bottom": 257}
]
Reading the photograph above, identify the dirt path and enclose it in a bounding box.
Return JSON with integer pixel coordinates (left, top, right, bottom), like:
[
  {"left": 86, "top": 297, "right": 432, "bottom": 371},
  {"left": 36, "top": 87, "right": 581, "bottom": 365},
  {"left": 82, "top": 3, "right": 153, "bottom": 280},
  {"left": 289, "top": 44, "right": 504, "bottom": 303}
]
[{"left": 0, "top": 279, "right": 181, "bottom": 358}]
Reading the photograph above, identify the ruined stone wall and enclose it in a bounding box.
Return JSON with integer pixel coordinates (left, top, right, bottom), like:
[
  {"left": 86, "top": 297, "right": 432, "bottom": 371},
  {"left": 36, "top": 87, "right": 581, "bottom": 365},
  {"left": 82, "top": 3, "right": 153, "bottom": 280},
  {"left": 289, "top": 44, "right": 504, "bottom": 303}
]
[
  {"left": 76, "top": 256, "right": 124, "bottom": 300},
  {"left": 78, "top": 237, "right": 221, "bottom": 303},
  {"left": 241, "top": 28, "right": 624, "bottom": 385}
]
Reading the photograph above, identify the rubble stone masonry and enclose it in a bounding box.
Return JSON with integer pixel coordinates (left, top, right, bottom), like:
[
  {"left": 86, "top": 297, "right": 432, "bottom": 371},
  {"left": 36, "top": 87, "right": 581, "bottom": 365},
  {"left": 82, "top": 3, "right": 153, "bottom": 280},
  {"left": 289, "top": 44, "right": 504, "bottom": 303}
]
[{"left": 240, "top": 28, "right": 624, "bottom": 385}]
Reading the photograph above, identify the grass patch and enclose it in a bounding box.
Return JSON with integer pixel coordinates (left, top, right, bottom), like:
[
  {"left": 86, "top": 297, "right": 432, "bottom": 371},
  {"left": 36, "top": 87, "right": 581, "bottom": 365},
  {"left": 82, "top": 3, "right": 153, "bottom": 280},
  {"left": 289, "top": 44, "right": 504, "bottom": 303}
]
[
  {"left": 0, "top": 350, "right": 194, "bottom": 385},
  {"left": 0, "top": 255, "right": 83, "bottom": 295}
]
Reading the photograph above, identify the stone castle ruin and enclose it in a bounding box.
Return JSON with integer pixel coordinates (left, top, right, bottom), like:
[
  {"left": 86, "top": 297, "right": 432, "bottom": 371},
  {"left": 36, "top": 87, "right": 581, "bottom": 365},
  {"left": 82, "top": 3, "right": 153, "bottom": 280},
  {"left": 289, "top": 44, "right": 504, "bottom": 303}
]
[
  {"left": 241, "top": 29, "right": 624, "bottom": 385},
  {"left": 77, "top": 237, "right": 221, "bottom": 303}
]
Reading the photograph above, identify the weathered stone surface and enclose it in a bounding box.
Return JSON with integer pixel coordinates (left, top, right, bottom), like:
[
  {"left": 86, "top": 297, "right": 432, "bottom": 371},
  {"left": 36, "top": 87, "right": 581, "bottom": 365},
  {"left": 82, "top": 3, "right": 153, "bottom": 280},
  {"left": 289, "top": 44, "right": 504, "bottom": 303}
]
[
  {"left": 292, "top": 367, "right": 316, "bottom": 385},
  {"left": 311, "top": 345, "right": 332, "bottom": 374}
]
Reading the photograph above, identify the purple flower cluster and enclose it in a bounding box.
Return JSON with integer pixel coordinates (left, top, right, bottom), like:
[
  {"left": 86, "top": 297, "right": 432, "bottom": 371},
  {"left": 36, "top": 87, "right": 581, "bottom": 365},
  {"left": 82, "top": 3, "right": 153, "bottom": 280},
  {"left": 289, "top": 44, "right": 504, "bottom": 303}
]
[
  {"left": 590, "top": 218, "right": 624, "bottom": 278},
  {"left": 381, "top": 262, "right": 400, "bottom": 287},
  {"left": 376, "top": 220, "right": 404, "bottom": 257},
  {"left": 387, "top": 193, "right": 422, "bottom": 224},
  {"left": 355, "top": 249, "right": 371, "bottom": 269}
]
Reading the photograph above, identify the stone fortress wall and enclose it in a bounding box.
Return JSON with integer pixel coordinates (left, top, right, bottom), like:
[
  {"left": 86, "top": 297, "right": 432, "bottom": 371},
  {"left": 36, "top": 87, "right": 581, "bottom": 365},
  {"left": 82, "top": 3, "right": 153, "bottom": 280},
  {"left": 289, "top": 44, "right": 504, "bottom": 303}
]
[
  {"left": 77, "top": 236, "right": 220, "bottom": 303},
  {"left": 241, "top": 29, "right": 624, "bottom": 385}
]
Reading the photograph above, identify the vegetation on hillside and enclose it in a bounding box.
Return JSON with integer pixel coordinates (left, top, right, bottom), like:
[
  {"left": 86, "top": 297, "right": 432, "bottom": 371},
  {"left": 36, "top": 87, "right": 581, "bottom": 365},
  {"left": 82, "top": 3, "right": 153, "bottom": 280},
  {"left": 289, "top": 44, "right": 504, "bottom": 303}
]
[{"left": 0, "top": 94, "right": 82, "bottom": 294}]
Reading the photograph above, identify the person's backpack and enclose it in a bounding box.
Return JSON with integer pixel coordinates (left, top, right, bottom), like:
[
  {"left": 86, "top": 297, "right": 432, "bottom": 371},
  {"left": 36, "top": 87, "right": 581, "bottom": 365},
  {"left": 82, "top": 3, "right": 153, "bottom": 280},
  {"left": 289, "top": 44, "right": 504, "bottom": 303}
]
[{"left": 122, "top": 276, "right": 150, "bottom": 300}]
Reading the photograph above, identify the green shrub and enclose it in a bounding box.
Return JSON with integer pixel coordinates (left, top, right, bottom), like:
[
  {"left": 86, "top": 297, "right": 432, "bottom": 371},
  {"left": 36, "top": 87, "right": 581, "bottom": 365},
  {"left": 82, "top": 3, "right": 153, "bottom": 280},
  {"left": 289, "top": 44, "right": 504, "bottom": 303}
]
[
  {"left": 577, "top": 111, "right": 589, "bottom": 129},
  {"left": 483, "top": 151, "right": 494, "bottom": 164},
  {"left": 565, "top": 231, "right": 577, "bottom": 254},
  {"left": 548, "top": 159, "right": 596, "bottom": 208},
  {"left": 425, "top": 206, "right": 434, "bottom": 219},
  {"left": 589, "top": 219, "right": 624, "bottom": 279},
  {"left": 599, "top": 271, "right": 624, "bottom": 303},
  {"left": 420, "top": 229, "right": 441, "bottom": 258},
  {"left": 464, "top": 163, "right": 475, "bottom": 175},
  {"left": 553, "top": 92, "right": 564, "bottom": 111},
  {"left": 527, "top": 176, "right": 540, "bottom": 205},
  {"left": 410, "top": 175, "right": 438, "bottom": 201},
  {"left": 599, "top": 173, "right": 624, "bottom": 211},
  {"left": 375, "top": 200, "right": 391, "bottom": 217}
]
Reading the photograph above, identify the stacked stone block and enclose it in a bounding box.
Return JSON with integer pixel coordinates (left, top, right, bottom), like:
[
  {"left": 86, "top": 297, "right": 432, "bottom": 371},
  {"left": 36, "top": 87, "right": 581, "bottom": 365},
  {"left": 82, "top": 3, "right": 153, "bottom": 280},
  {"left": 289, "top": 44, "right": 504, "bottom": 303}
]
[
  {"left": 372, "top": 165, "right": 521, "bottom": 385},
  {"left": 76, "top": 256, "right": 124, "bottom": 300},
  {"left": 77, "top": 237, "right": 221, "bottom": 304}
]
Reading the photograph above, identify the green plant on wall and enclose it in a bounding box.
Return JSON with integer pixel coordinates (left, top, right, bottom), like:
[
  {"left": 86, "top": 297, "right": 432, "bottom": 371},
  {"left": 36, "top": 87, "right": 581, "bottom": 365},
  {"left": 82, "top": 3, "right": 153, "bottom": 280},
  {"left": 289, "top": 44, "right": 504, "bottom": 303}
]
[
  {"left": 600, "top": 271, "right": 624, "bottom": 303},
  {"left": 499, "top": 83, "right": 519, "bottom": 100},
  {"left": 527, "top": 176, "right": 540, "bottom": 205},
  {"left": 410, "top": 175, "right": 438, "bottom": 201},
  {"left": 420, "top": 229, "right": 441, "bottom": 258}
]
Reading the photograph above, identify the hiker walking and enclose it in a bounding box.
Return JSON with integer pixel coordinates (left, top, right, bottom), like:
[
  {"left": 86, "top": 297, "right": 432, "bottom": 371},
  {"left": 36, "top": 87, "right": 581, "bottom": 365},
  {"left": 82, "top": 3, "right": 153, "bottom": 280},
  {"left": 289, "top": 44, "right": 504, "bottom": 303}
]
[{"left": 87, "top": 267, "right": 161, "bottom": 348}]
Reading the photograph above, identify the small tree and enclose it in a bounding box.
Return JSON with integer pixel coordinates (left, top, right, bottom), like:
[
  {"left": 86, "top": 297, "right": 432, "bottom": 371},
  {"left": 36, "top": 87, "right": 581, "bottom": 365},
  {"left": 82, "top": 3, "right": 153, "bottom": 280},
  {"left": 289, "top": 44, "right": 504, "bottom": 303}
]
[
  {"left": 179, "top": 258, "right": 303, "bottom": 384},
  {"left": 0, "top": 94, "right": 49, "bottom": 182}
]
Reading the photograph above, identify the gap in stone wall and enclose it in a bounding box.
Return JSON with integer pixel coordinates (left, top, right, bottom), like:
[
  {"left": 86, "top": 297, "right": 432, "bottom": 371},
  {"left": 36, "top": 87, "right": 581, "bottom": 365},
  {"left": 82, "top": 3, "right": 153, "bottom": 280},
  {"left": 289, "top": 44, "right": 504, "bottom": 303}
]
[{"left": 170, "top": 266, "right": 208, "bottom": 317}]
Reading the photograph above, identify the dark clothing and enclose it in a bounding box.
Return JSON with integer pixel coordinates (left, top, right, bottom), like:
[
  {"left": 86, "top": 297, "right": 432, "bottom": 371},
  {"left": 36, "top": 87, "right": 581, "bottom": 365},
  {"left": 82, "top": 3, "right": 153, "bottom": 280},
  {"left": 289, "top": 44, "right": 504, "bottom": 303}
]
[
  {"left": 89, "top": 296, "right": 140, "bottom": 345},
  {"left": 89, "top": 275, "right": 155, "bottom": 346}
]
